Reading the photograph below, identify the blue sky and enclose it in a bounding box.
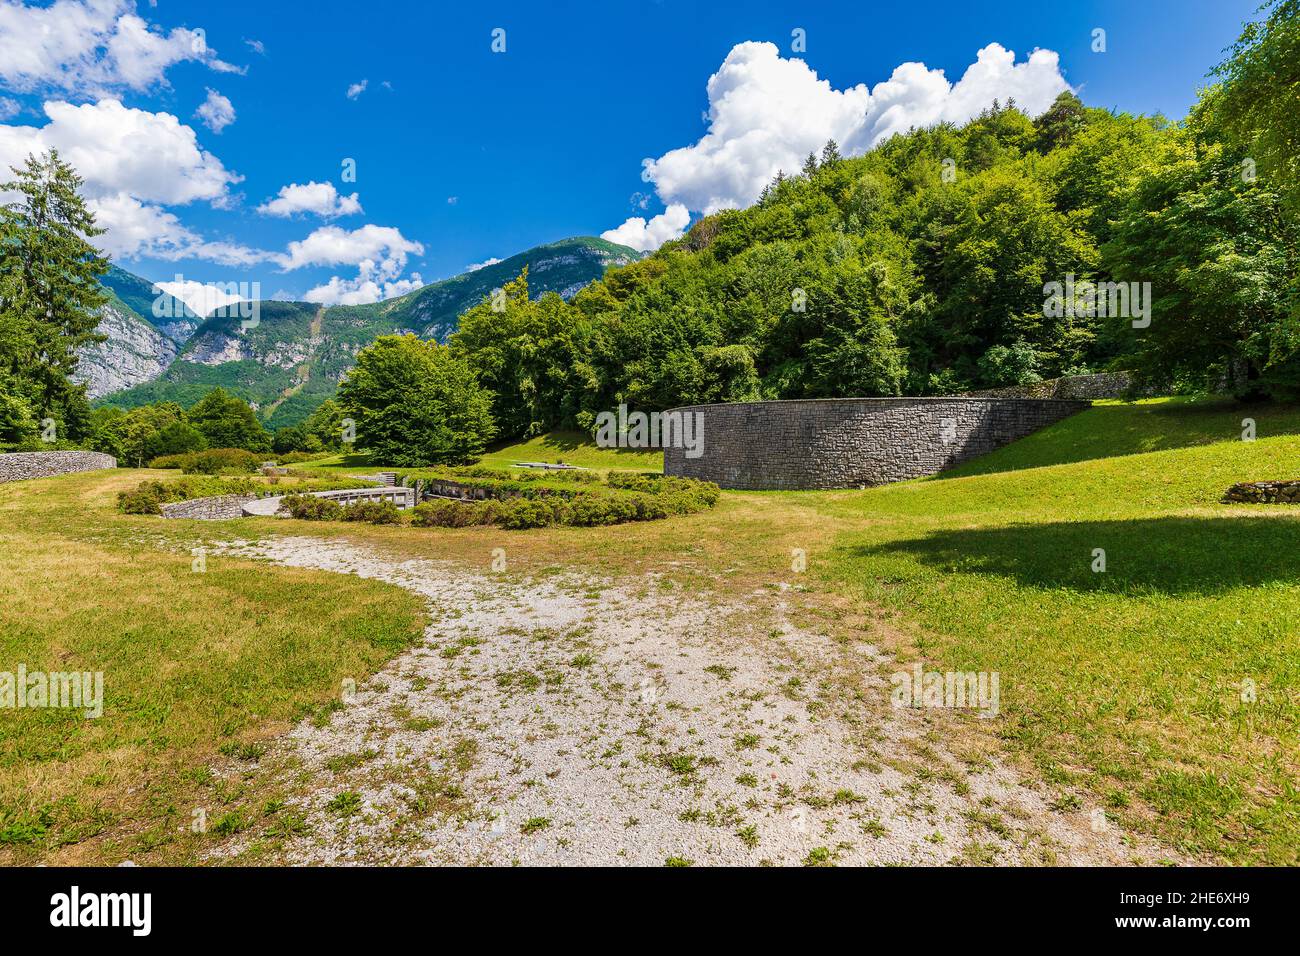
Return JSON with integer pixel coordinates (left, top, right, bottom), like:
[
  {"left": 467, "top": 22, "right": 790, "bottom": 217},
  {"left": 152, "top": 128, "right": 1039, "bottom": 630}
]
[{"left": 0, "top": 0, "right": 1262, "bottom": 309}]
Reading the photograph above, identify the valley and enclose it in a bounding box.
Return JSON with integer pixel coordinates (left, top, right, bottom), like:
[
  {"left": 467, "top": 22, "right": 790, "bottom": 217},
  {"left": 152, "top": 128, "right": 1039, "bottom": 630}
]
[{"left": 86, "top": 236, "right": 641, "bottom": 427}]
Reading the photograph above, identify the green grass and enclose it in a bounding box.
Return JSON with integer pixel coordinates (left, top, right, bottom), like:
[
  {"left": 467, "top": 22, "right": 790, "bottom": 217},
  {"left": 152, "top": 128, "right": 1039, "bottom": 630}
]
[
  {"left": 940, "top": 396, "right": 1300, "bottom": 478},
  {"left": 4, "top": 397, "right": 1298, "bottom": 865},
  {"left": 814, "top": 399, "right": 1300, "bottom": 863},
  {"left": 479, "top": 430, "right": 663, "bottom": 473},
  {"left": 304, "top": 430, "right": 663, "bottom": 477},
  {"left": 0, "top": 468, "right": 425, "bottom": 864}
]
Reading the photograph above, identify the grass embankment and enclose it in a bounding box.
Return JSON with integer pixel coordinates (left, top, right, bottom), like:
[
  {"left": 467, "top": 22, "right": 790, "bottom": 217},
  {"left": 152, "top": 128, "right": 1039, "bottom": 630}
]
[
  {"left": 0, "top": 468, "right": 425, "bottom": 864},
  {"left": 306, "top": 429, "right": 664, "bottom": 476}
]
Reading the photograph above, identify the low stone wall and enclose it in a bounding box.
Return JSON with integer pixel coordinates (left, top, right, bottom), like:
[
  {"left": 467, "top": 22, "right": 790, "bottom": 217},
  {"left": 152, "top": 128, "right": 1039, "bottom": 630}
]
[
  {"left": 160, "top": 495, "right": 261, "bottom": 519},
  {"left": 1224, "top": 480, "right": 1300, "bottom": 504},
  {"left": 664, "top": 397, "right": 1089, "bottom": 490},
  {"left": 962, "top": 371, "right": 1137, "bottom": 401},
  {"left": 0, "top": 450, "right": 117, "bottom": 483},
  {"left": 241, "top": 485, "right": 415, "bottom": 517}
]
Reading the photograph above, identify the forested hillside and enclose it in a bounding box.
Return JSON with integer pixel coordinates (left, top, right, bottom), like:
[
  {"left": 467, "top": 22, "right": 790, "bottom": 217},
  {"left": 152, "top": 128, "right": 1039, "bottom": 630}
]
[{"left": 444, "top": 82, "right": 1298, "bottom": 442}]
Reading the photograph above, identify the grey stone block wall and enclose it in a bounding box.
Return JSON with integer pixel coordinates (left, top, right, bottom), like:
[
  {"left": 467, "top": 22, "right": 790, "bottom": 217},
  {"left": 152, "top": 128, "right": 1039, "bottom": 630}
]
[
  {"left": 663, "top": 397, "right": 1089, "bottom": 490},
  {"left": 0, "top": 451, "right": 117, "bottom": 484},
  {"left": 160, "top": 495, "right": 261, "bottom": 519},
  {"left": 961, "top": 371, "right": 1138, "bottom": 400}
]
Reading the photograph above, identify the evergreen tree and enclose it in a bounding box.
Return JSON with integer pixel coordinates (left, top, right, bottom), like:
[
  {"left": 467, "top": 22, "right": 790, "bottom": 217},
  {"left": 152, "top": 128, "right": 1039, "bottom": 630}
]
[{"left": 0, "top": 149, "right": 107, "bottom": 442}]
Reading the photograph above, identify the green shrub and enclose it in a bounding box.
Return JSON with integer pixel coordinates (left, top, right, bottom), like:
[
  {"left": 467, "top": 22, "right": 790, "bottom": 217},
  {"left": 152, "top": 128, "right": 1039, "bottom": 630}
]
[
  {"left": 281, "top": 494, "right": 344, "bottom": 521},
  {"left": 410, "top": 499, "right": 503, "bottom": 528},
  {"left": 117, "top": 480, "right": 171, "bottom": 515},
  {"left": 149, "top": 448, "right": 262, "bottom": 474},
  {"left": 146, "top": 453, "right": 189, "bottom": 469},
  {"left": 117, "top": 476, "right": 262, "bottom": 514},
  {"left": 567, "top": 493, "right": 636, "bottom": 526},
  {"left": 499, "top": 497, "right": 568, "bottom": 529},
  {"left": 341, "top": 500, "right": 402, "bottom": 524}
]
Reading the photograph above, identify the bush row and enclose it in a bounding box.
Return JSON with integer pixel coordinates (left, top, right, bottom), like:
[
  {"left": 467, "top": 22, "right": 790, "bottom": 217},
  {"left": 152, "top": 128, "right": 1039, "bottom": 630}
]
[
  {"left": 118, "top": 476, "right": 262, "bottom": 514},
  {"left": 280, "top": 494, "right": 401, "bottom": 524},
  {"left": 409, "top": 479, "right": 720, "bottom": 530},
  {"left": 118, "top": 475, "right": 379, "bottom": 515},
  {"left": 148, "top": 448, "right": 264, "bottom": 474}
]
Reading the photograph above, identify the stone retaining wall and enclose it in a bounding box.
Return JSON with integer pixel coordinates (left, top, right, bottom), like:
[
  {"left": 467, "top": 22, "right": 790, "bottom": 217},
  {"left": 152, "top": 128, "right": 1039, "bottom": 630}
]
[
  {"left": 0, "top": 450, "right": 117, "bottom": 483},
  {"left": 663, "top": 397, "right": 1089, "bottom": 490},
  {"left": 961, "top": 371, "right": 1139, "bottom": 401},
  {"left": 161, "top": 495, "right": 261, "bottom": 519},
  {"left": 1224, "top": 480, "right": 1300, "bottom": 504}
]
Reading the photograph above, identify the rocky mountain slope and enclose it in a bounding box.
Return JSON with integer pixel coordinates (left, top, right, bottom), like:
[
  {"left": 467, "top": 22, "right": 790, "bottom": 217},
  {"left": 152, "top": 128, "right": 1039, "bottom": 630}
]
[
  {"left": 93, "top": 236, "right": 640, "bottom": 426},
  {"left": 74, "top": 293, "right": 181, "bottom": 399},
  {"left": 73, "top": 267, "right": 195, "bottom": 399}
]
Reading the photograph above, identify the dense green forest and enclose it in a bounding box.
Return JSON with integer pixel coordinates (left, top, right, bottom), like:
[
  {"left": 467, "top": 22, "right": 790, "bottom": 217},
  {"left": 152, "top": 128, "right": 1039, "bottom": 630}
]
[
  {"left": 2, "top": 1, "right": 1297, "bottom": 464},
  {"left": 440, "top": 1, "right": 1299, "bottom": 444}
]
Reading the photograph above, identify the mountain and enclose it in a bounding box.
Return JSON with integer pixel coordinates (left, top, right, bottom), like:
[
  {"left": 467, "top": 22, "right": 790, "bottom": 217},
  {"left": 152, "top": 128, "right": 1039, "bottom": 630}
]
[
  {"left": 73, "top": 266, "right": 198, "bottom": 399},
  {"left": 93, "top": 236, "right": 641, "bottom": 426},
  {"left": 74, "top": 291, "right": 181, "bottom": 398},
  {"left": 97, "top": 264, "right": 201, "bottom": 343}
]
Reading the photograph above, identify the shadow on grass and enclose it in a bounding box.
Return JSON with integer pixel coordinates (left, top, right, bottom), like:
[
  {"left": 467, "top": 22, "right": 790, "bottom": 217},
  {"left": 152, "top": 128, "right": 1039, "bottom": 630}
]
[
  {"left": 335, "top": 452, "right": 374, "bottom": 467},
  {"left": 858, "top": 515, "right": 1300, "bottom": 595}
]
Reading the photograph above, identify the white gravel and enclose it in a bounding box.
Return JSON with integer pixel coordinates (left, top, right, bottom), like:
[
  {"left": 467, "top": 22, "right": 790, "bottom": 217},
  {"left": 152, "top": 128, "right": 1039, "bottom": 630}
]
[{"left": 208, "top": 535, "right": 1178, "bottom": 867}]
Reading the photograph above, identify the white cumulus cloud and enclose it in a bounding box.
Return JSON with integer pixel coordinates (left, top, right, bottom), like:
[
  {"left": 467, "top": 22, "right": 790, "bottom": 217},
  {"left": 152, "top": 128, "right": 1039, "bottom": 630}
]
[
  {"left": 0, "top": 97, "right": 256, "bottom": 261},
  {"left": 345, "top": 79, "right": 366, "bottom": 100},
  {"left": 303, "top": 261, "right": 424, "bottom": 306},
  {"left": 256, "top": 180, "right": 362, "bottom": 219},
  {"left": 152, "top": 277, "right": 246, "bottom": 316},
  {"left": 0, "top": 98, "right": 239, "bottom": 204},
  {"left": 194, "top": 88, "right": 234, "bottom": 133},
  {"left": 280, "top": 224, "right": 425, "bottom": 305},
  {"left": 606, "top": 40, "right": 1070, "bottom": 250},
  {"left": 601, "top": 203, "right": 690, "bottom": 252},
  {"left": 277, "top": 223, "right": 422, "bottom": 272},
  {"left": 0, "top": 0, "right": 243, "bottom": 96},
  {"left": 465, "top": 256, "right": 501, "bottom": 272}
]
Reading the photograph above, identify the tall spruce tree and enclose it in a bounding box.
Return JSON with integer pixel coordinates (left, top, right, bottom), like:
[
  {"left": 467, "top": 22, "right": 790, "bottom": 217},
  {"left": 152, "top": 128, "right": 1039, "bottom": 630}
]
[{"left": 0, "top": 149, "right": 107, "bottom": 443}]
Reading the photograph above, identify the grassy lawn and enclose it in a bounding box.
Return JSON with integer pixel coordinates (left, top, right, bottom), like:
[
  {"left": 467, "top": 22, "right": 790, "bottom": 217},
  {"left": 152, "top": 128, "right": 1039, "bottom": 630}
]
[
  {"left": 305, "top": 430, "right": 664, "bottom": 475},
  {"left": 0, "top": 468, "right": 425, "bottom": 864},
  {"left": 815, "top": 398, "right": 1300, "bottom": 863},
  {"left": 2, "top": 397, "right": 1297, "bottom": 864}
]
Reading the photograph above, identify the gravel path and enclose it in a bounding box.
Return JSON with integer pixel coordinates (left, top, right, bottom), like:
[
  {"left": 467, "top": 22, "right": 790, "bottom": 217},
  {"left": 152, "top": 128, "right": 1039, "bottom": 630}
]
[{"left": 209, "top": 535, "right": 1176, "bottom": 867}]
